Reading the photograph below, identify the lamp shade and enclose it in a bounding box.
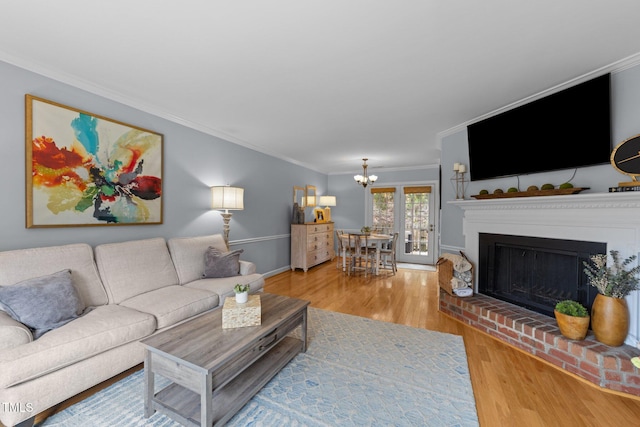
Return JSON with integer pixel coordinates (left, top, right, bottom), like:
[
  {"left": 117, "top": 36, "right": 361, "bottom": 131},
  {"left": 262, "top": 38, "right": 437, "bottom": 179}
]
[
  {"left": 211, "top": 186, "right": 244, "bottom": 210},
  {"left": 319, "top": 196, "right": 336, "bottom": 207}
]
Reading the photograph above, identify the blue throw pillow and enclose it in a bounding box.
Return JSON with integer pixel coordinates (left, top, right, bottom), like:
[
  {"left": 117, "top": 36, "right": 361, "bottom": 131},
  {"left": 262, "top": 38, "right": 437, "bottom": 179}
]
[{"left": 0, "top": 269, "right": 85, "bottom": 338}]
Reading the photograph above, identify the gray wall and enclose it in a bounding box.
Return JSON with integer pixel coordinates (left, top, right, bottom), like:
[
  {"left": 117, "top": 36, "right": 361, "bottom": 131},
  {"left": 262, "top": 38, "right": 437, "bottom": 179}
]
[
  {"left": 13, "top": 53, "right": 634, "bottom": 273},
  {"left": 0, "top": 60, "right": 327, "bottom": 276},
  {"left": 439, "top": 63, "right": 640, "bottom": 253}
]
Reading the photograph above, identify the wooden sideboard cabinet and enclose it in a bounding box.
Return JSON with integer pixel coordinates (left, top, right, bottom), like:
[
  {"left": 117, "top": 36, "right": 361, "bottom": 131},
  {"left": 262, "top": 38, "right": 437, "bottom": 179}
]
[{"left": 291, "top": 223, "right": 335, "bottom": 271}]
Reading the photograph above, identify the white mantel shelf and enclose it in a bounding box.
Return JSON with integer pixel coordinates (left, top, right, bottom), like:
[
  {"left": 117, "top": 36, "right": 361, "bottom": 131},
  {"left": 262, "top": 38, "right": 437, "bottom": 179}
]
[
  {"left": 449, "top": 190, "right": 640, "bottom": 347},
  {"left": 449, "top": 191, "right": 640, "bottom": 210}
]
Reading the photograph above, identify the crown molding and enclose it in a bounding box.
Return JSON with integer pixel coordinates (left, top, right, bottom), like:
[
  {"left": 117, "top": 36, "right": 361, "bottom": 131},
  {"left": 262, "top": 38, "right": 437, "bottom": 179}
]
[{"left": 0, "top": 50, "right": 328, "bottom": 174}]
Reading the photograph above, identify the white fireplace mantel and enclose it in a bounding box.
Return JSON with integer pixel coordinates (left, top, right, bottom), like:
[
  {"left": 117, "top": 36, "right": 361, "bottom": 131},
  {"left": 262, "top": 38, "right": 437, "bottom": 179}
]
[{"left": 449, "top": 191, "right": 640, "bottom": 348}]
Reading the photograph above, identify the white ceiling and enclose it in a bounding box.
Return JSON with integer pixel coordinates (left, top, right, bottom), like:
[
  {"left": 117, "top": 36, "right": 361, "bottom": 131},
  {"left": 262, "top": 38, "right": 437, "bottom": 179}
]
[{"left": 3, "top": 1, "right": 640, "bottom": 174}]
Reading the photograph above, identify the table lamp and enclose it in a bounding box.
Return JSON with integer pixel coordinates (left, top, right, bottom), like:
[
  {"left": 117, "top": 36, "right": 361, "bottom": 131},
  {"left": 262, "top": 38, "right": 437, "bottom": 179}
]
[{"left": 318, "top": 195, "right": 336, "bottom": 222}]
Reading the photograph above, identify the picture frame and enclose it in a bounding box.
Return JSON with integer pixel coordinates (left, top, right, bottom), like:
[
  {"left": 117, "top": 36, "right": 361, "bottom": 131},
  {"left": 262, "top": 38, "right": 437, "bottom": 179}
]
[
  {"left": 25, "top": 95, "right": 163, "bottom": 227},
  {"left": 314, "top": 207, "right": 325, "bottom": 223},
  {"left": 293, "top": 185, "right": 305, "bottom": 206},
  {"left": 305, "top": 185, "right": 317, "bottom": 207}
]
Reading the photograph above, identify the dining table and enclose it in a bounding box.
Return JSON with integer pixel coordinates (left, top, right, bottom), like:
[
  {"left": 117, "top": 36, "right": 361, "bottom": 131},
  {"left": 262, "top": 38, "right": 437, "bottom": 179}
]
[{"left": 340, "top": 232, "right": 393, "bottom": 275}]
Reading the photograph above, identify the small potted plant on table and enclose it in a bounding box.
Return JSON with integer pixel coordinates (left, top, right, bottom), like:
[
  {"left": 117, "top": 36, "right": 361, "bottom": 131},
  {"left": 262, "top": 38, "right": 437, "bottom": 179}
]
[
  {"left": 554, "top": 300, "right": 590, "bottom": 340},
  {"left": 233, "top": 284, "right": 250, "bottom": 304}
]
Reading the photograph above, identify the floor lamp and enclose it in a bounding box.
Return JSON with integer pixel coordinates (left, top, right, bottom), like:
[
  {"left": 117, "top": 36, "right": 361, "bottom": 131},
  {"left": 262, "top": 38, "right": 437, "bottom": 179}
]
[{"left": 211, "top": 186, "right": 244, "bottom": 249}]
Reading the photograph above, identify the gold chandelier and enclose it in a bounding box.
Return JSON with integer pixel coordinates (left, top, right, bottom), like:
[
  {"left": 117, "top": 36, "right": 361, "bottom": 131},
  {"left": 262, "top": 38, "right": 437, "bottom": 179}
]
[{"left": 354, "top": 158, "right": 378, "bottom": 188}]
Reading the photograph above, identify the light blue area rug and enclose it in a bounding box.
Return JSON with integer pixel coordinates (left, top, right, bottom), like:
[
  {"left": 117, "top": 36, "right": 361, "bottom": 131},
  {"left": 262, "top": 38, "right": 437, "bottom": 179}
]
[{"left": 39, "top": 308, "right": 478, "bottom": 427}]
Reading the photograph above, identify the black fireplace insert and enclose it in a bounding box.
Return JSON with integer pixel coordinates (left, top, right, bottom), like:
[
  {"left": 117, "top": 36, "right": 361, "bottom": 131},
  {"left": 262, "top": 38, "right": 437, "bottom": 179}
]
[{"left": 478, "top": 233, "right": 606, "bottom": 317}]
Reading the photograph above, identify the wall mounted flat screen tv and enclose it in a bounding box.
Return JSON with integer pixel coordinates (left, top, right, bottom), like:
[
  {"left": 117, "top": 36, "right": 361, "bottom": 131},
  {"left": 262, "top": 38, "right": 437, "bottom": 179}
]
[{"left": 467, "top": 73, "right": 611, "bottom": 181}]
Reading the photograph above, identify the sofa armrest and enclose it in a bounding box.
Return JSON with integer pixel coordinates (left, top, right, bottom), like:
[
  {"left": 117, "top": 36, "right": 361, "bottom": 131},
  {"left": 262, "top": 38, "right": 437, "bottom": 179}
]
[
  {"left": 0, "top": 311, "right": 33, "bottom": 350},
  {"left": 239, "top": 260, "right": 256, "bottom": 275}
]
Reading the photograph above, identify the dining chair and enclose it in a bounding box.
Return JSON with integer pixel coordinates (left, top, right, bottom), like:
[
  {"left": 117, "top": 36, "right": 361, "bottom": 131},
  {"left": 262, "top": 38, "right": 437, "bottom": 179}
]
[
  {"left": 335, "top": 229, "right": 348, "bottom": 270},
  {"left": 379, "top": 232, "right": 399, "bottom": 274},
  {"left": 364, "top": 234, "right": 379, "bottom": 274},
  {"left": 347, "top": 233, "right": 376, "bottom": 277}
]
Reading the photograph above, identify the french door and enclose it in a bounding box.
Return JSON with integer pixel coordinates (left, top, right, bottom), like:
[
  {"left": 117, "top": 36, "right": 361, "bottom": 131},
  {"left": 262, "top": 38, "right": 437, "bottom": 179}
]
[{"left": 369, "top": 183, "right": 437, "bottom": 265}]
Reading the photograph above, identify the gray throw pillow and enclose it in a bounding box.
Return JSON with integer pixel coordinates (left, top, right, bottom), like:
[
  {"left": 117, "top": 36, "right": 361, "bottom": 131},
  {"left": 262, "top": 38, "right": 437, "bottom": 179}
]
[
  {"left": 203, "top": 247, "right": 244, "bottom": 278},
  {"left": 0, "top": 269, "right": 85, "bottom": 338}
]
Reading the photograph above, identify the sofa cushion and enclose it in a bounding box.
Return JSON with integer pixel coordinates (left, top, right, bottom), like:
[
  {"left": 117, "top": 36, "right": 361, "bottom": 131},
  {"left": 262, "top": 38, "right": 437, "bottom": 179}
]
[
  {"left": 203, "top": 247, "right": 244, "bottom": 278},
  {"left": 0, "top": 243, "right": 108, "bottom": 308},
  {"left": 0, "top": 312, "right": 32, "bottom": 350},
  {"left": 168, "top": 234, "right": 229, "bottom": 285},
  {"left": 95, "top": 238, "right": 179, "bottom": 304},
  {"left": 186, "top": 273, "right": 265, "bottom": 303},
  {"left": 119, "top": 285, "right": 218, "bottom": 329},
  {"left": 0, "top": 304, "right": 155, "bottom": 388},
  {"left": 0, "top": 270, "right": 84, "bottom": 338}
]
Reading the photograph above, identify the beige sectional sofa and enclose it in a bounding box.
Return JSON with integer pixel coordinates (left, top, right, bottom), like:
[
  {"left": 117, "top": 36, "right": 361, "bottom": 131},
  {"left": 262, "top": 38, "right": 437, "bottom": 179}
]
[{"left": 0, "top": 234, "right": 264, "bottom": 427}]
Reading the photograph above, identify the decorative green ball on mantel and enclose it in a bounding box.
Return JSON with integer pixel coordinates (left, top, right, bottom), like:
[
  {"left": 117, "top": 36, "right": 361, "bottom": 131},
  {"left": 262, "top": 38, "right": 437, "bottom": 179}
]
[
  {"left": 507, "top": 187, "right": 518, "bottom": 193},
  {"left": 541, "top": 183, "right": 555, "bottom": 190},
  {"left": 479, "top": 189, "right": 489, "bottom": 195},
  {"left": 559, "top": 182, "right": 574, "bottom": 189}
]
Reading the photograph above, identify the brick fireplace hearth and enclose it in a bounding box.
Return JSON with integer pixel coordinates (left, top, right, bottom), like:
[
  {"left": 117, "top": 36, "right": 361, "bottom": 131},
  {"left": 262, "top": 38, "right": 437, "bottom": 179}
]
[
  {"left": 445, "top": 192, "right": 640, "bottom": 397},
  {"left": 439, "top": 291, "right": 640, "bottom": 397},
  {"left": 449, "top": 192, "right": 640, "bottom": 347}
]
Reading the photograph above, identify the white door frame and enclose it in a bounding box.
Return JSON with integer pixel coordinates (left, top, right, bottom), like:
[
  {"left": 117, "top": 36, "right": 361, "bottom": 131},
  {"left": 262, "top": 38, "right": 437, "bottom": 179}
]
[{"left": 365, "top": 180, "right": 439, "bottom": 265}]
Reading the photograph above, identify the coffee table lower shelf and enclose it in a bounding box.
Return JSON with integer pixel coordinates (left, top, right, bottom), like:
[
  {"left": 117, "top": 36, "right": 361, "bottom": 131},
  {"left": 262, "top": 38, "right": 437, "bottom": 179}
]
[{"left": 150, "top": 336, "right": 302, "bottom": 427}]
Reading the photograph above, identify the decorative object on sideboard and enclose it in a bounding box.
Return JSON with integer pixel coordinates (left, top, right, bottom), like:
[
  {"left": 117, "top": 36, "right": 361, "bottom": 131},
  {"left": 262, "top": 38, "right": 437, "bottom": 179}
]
[
  {"left": 554, "top": 300, "right": 590, "bottom": 341},
  {"left": 354, "top": 158, "right": 378, "bottom": 188},
  {"left": 292, "top": 186, "right": 306, "bottom": 224},
  {"left": 451, "top": 163, "right": 468, "bottom": 199},
  {"left": 26, "top": 95, "right": 163, "bottom": 228},
  {"left": 292, "top": 203, "right": 305, "bottom": 224},
  {"left": 318, "top": 195, "right": 336, "bottom": 222},
  {"left": 610, "top": 134, "right": 640, "bottom": 187},
  {"left": 313, "top": 207, "right": 325, "bottom": 223},
  {"left": 583, "top": 250, "right": 640, "bottom": 346},
  {"left": 211, "top": 185, "right": 244, "bottom": 249}
]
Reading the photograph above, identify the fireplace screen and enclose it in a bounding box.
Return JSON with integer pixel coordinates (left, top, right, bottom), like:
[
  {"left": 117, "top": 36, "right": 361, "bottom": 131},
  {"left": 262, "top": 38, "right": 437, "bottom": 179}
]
[{"left": 478, "top": 233, "right": 605, "bottom": 317}]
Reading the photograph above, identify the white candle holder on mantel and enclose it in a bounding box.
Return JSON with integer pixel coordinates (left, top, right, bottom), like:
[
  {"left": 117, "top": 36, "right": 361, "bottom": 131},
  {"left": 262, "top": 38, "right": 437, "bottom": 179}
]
[{"left": 450, "top": 163, "right": 469, "bottom": 199}]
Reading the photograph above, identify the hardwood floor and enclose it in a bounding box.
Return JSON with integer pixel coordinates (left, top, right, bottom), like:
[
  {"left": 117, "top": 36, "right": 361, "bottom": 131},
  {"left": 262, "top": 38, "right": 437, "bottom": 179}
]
[
  {"left": 265, "top": 262, "right": 640, "bottom": 427},
  {"left": 29, "top": 261, "right": 640, "bottom": 427}
]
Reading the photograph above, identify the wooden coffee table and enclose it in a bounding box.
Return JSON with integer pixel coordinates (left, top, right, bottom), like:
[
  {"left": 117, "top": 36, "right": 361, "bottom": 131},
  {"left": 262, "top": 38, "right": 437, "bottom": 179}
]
[{"left": 141, "top": 293, "right": 310, "bottom": 427}]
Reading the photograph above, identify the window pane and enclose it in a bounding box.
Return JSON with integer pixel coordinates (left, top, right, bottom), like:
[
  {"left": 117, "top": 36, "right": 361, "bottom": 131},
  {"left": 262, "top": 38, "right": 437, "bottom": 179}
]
[
  {"left": 372, "top": 192, "right": 394, "bottom": 234},
  {"left": 404, "top": 192, "right": 429, "bottom": 255}
]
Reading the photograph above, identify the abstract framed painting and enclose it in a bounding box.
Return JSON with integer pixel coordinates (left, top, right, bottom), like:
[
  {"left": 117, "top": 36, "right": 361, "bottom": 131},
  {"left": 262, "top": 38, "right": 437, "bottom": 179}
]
[{"left": 25, "top": 95, "right": 163, "bottom": 228}]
